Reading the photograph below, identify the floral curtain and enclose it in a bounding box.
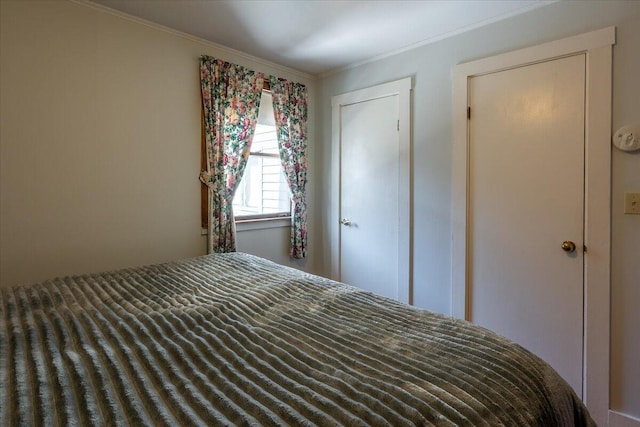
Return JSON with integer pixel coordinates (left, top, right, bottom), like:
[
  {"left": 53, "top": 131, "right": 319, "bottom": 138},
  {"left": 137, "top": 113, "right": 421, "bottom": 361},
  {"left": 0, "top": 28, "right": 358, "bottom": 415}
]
[
  {"left": 199, "top": 56, "right": 264, "bottom": 253},
  {"left": 269, "top": 77, "right": 309, "bottom": 258}
]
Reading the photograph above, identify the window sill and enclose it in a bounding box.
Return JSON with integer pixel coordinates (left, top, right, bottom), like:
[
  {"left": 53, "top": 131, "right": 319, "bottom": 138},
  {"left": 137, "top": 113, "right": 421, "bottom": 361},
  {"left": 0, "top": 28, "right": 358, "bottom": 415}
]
[
  {"left": 237, "top": 216, "right": 291, "bottom": 231},
  {"left": 200, "top": 217, "right": 291, "bottom": 235}
]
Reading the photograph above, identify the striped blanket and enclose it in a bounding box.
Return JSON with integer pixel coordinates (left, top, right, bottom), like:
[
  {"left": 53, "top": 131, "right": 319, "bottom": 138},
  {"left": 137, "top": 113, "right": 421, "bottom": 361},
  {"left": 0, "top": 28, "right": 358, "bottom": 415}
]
[{"left": 1, "top": 253, "right": 593, "bottom": 426}]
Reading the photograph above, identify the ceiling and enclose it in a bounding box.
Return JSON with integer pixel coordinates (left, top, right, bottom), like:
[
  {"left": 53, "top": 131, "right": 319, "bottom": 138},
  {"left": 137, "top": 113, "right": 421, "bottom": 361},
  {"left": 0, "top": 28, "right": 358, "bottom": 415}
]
[{"left": 90, "top": 0, "right": 555, "bottom": 75}]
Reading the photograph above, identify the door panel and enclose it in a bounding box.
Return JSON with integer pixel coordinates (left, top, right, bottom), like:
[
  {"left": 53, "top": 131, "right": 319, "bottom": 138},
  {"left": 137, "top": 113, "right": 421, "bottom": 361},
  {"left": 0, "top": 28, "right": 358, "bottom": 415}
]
[
  {"left": 468, "top": 54, "right": 585, "bottom": 394},
  {"left": 340, "top": 95, "right": 399, "bottom": 300}
]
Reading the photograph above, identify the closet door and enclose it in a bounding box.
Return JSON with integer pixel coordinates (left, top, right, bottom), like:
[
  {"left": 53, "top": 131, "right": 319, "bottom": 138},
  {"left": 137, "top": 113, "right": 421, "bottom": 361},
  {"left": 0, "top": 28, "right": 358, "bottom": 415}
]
[
  {"left": 331, "top": 78, "right": 411, "bottom": 304},
  {"left": 339, "top": 94, "right": 400, "bottom": 300},
  {"left": 467, "top": 54, "right": 586, "bottom": 394}
]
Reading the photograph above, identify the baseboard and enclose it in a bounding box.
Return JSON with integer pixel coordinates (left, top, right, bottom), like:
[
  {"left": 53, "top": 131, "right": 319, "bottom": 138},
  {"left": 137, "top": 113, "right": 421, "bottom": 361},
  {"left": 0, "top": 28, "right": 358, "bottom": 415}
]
[{"left": 610, "top": 410, "right": 640, "bottom": 427}]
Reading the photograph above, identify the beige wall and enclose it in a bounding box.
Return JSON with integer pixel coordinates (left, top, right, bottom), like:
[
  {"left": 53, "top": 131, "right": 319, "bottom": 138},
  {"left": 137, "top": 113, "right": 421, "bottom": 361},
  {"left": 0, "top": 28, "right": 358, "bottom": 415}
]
[
  {"left": 0, "top": 0, "right": 317, "bottom": 286},
  {"left": 316, "top": 0, "right": 640, "bottom": 421}
]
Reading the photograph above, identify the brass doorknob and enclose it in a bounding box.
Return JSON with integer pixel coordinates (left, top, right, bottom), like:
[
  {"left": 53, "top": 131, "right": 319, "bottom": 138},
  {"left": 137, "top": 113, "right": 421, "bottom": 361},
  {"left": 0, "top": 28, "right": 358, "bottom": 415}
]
[{"left": 561, "top": 241, "right": 576, "bottom": 253}]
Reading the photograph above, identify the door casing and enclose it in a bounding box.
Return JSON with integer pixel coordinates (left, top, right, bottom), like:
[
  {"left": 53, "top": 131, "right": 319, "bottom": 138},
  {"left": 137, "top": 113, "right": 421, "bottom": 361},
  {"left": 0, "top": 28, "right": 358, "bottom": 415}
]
[
  {"left": 331, "top": 78, "right": 412, "bottom": 304},
  {"left": 453, "top": 27, "right": 614, "bottom": 425}
]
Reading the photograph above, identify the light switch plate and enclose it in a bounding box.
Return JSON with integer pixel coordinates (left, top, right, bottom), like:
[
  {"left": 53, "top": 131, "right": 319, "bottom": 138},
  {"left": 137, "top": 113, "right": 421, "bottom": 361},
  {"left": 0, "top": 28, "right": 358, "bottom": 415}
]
[{"left": 624, "top": 192, "right": 640, "bottom": 214}]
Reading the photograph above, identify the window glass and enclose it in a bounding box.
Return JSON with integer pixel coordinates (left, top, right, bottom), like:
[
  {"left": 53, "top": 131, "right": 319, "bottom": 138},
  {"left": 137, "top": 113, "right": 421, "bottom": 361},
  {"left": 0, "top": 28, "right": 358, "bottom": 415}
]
[{"left": 233, "top": 92, "right": 291, "bottom": 220}]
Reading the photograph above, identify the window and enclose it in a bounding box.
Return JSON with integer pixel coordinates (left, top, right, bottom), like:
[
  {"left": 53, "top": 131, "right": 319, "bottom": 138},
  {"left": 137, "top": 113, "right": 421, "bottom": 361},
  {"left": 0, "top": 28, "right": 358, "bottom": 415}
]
[
  {"left": 232, "top": 91, "right": 291, "bottom": 220},
  {"left": 201, "top": 90, "right": 291, "bottom": 228}
]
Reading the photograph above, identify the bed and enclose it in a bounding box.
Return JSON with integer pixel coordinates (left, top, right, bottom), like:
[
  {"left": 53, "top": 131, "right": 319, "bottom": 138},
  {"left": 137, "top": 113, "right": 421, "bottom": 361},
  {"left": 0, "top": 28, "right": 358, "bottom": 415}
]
[{"left": 1, "top": 252, "right": 594, "bottom": 426}]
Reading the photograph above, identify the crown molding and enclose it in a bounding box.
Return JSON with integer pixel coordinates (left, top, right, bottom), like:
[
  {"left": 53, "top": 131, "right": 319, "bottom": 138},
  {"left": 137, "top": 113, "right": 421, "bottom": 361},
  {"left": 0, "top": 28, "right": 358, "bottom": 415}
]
[
  {"left": 72, "top": 0, "right": 315, "bottom": 82},
  {"left": 319, "top": 0, "right": 557, "bottom": 79}
]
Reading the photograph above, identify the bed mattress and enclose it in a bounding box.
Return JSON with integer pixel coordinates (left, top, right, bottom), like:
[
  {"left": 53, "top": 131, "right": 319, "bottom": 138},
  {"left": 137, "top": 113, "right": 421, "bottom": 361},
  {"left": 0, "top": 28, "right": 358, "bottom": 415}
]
[{"left": 1, "top": 253, "right": 594, "bottom": 426}]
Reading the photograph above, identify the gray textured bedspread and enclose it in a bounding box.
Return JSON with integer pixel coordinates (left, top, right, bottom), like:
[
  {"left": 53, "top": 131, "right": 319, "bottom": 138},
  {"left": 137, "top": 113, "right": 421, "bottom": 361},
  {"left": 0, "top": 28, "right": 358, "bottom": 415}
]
[{"left": 1, "top": 253, "right": 594, "bottom": 426}]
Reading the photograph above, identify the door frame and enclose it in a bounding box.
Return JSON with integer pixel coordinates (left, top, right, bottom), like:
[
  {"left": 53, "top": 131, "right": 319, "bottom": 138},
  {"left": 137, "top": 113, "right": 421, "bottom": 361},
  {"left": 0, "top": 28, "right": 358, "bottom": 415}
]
[
  {"left": 452, "top": 27, "right": 614, "bottom": 425},
  {"left": 331, "top": 78, "right": 412, "bottom": 304}
]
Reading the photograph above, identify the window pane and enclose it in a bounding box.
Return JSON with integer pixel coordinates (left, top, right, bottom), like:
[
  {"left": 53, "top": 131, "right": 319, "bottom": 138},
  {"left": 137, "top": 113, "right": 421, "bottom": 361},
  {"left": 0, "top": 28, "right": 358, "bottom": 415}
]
[
  {"left": 232, "top": 91, "right": 290, "bottom": 219},
  {"left": 252, "top": 124, "right": 280, "bottom": 154}
]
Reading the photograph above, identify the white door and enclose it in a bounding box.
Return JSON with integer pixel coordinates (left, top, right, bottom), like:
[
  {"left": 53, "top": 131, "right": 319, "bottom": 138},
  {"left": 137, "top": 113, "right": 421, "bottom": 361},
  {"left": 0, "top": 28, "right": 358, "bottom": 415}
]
[
  {"left": 331, "top": 78, "right": 411, "bottom": 304},
  {"left": 467, "top": 54, "right": 585, "bottom": 394},
  {"left": 339, "top": 95, "right": 400, "bottom": 300}
]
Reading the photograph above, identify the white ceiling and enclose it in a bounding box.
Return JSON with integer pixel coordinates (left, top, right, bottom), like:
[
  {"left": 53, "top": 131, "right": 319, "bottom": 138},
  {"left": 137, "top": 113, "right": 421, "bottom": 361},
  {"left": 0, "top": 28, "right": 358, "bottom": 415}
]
[{"left": 90, "top": 0, "right": 555, "bottom": 75}]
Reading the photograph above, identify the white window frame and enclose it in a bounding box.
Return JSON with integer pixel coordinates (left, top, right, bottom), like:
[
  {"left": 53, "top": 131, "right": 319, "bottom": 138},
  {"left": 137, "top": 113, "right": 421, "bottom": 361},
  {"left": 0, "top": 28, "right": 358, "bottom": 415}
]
[{"left": 233, "top": 90, "right": 291, "bottom": 228}]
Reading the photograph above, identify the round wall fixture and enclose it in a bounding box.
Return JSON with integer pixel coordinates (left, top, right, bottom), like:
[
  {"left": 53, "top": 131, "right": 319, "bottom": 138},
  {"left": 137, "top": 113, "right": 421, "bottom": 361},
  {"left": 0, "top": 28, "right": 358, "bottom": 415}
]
[{"left": 612, "top": 125, "right": 640, "bottom": 152}]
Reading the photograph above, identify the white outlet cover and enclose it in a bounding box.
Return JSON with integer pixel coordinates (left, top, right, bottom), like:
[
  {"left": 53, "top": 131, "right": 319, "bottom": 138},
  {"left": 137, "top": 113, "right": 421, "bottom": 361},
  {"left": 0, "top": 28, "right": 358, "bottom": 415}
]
[{"left": 612, "top": 125, "right": 640, "bottom": 152}]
